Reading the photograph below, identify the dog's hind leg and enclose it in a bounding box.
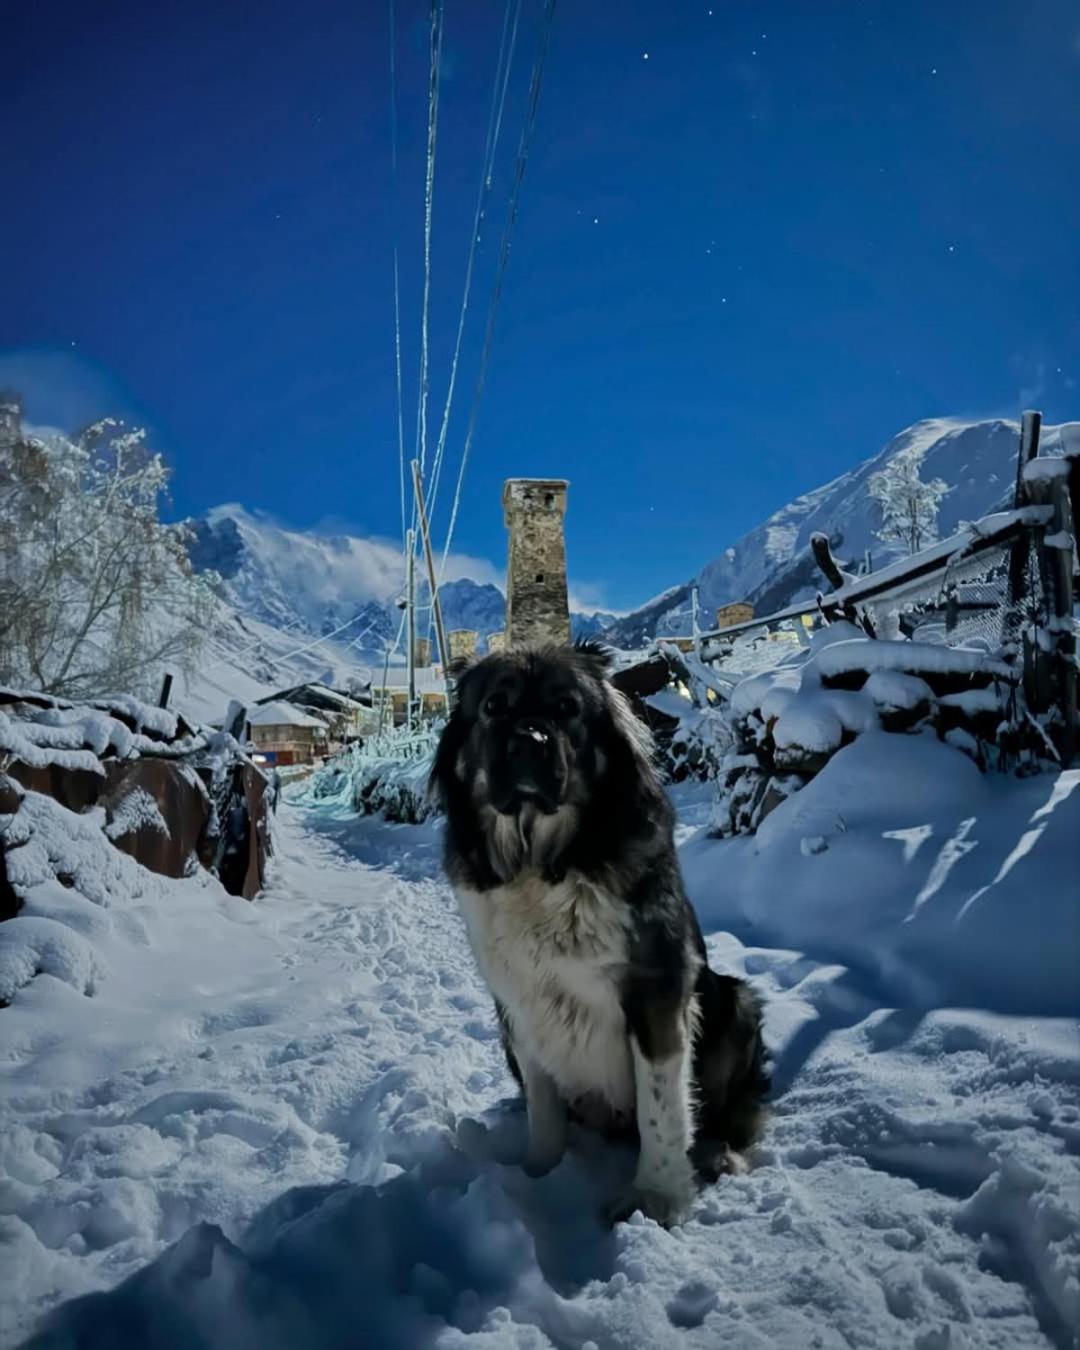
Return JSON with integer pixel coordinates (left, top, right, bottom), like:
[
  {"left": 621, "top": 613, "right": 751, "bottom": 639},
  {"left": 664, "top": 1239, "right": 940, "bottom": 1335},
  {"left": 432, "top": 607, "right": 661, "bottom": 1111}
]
[{"left": 519, "top": 1053, "right": 567, "bottom": 1177}]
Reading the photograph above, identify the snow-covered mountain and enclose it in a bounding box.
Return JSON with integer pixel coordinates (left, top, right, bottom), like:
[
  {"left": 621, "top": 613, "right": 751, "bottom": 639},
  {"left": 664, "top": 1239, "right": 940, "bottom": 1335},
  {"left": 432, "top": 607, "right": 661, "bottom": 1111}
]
[
  {"left": 178, "top": 506, "right": 614, "bottom": 722},
  {"left": 603, "top": 417, "right": 1080, "bottom": 645},
  {"left": 186, "top": 506, "right": 505, "bottom": 649}
]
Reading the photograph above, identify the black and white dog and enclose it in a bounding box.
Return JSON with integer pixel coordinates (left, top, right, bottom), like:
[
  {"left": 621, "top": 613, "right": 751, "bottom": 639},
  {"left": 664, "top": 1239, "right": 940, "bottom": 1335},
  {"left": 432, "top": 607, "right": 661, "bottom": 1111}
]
[{"left": 430, "top": 639, "right": 768, "bottom": 1226}]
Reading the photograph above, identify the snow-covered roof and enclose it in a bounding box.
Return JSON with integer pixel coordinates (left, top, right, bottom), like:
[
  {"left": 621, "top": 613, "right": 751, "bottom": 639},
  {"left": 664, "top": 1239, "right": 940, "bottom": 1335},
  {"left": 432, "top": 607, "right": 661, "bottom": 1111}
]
[
  {"left": 256, "top": 682, "right": 369, "bottom": 711},
  {"left": 246, "top": 701, "right": 327, "bottom": 729}
]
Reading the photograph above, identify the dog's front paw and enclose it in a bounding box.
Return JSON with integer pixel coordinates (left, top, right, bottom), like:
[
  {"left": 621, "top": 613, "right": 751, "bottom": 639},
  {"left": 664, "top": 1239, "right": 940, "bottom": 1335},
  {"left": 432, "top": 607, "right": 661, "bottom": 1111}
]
[{"left": 605, "top": 1171, "right": 697, "bottom": 1228}]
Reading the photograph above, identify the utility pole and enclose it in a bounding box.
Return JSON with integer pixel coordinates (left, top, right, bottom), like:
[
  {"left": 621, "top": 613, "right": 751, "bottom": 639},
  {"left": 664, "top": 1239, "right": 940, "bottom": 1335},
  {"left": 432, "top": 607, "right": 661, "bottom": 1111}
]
[
  {"left": 411, "top": 460, "right": 452, "bottom": 710},
  {"left": 406, "top": 527, "right": 417, "bottom": 731}
]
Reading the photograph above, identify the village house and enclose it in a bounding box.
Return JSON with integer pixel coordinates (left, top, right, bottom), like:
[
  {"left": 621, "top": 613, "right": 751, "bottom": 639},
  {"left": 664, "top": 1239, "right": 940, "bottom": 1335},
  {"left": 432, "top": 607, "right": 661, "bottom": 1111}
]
[
  {"left": 245, "top": 701, "right": 330, "bottom": 766},
  {"left": 368, "top": 666, "right": 449, "bottom": 727},
  {"left": 252, "top": 683, "right": 378, "bottom": 749}
]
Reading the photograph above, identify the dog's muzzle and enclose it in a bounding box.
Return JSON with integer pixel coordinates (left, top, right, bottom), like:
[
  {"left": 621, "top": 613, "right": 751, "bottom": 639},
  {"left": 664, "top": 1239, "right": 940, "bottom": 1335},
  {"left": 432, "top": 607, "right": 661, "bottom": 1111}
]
[{"left": 491, "top": 718, "right": 564, "bottom": 815}]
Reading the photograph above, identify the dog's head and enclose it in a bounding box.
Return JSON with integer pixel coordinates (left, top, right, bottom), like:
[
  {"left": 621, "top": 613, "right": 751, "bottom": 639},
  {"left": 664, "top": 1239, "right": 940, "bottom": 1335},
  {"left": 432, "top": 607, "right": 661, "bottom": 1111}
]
[{"left": 430, "top": 639, "right": 656, "bottom": 885}]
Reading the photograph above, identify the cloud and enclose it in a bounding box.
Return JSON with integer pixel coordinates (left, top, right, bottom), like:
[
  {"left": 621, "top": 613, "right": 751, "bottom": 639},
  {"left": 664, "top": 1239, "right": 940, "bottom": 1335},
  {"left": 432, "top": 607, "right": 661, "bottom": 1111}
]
[
  {"left": 0, "top": 346, "right": 142, "bottom": 431},
  {"left": 568, "top": 581, "right": 623, "bottom": 617},
  {"left": 1016, "top": 359, "right": 1048, "bottom": 410}
]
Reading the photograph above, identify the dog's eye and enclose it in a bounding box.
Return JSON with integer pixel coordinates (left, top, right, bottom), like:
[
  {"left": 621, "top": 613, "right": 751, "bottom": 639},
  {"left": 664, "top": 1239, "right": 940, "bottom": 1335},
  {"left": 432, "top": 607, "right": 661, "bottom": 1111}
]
[
  {"left": 556, "top": 695, "right": 581, "bottom": 719},
  {"left": 484, "top": 692, "right": 509, "bottom": 717}
]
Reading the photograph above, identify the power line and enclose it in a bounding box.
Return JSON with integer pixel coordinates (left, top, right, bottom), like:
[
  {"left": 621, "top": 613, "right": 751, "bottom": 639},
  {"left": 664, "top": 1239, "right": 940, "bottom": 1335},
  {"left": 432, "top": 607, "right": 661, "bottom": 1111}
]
[
  {"left": 388, "top": 0, "right": 408, "bottom": 547},
  {"left": 439, "top": 0, "right": 558, "bottom": 578},
  {"left": 426, "top": 0, "right": 522, "bottom": 528},
  {"left": 412, "top": 0, "right": 444, "bottom": 488}
]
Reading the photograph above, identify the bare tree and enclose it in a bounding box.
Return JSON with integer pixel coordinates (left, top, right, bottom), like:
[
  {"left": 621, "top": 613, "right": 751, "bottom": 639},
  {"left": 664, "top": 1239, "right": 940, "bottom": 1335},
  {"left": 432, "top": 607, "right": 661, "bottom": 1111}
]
[
  {"left": 868, "top": 451, "right": 950, "bottom": 556},
  {"left": 0, "top": 410, "right": 218, "bottom": 700}
]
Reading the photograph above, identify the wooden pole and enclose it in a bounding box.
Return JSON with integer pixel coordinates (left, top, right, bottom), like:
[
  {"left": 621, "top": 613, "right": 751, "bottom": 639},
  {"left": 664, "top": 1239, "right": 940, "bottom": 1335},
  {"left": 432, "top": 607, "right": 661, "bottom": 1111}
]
[
  {"left": 1005, "top": 411, "right": 1043, "bottom": 662},
  {"left": 1013, "top": 410, "right": 1042, "bottom": 507},
  {"left": 1048, "top": 474, "right": 1077, "bottom": 765},
  {"left": 411, "top": 459, "right": 453, "bottom": 708},
  {"left": 406, "top": 527, "right": 416, "bottom": 730},
  {"left": 158, "top": 672, "right": 173, "bottom": 709},
  {"left": 810, "top": 531, "right": 846, "bottom": 591},
  {"left": 1025, "top": 462, "right": 1077, "bottom": 761}
]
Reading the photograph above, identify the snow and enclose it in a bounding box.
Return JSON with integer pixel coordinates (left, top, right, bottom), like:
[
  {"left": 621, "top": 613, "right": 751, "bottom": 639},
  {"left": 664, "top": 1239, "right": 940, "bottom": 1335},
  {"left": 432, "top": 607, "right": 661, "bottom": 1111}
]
[
  {"left": 772, "top": 688, "right": 876, "bottom": 753},
  {"left": 3, "top": 751, "right": 1079, "bottom": 1348},
  {"left": 0, "top": 710, "right": 105, "bottom": 776},
  {"left": 1023, "top": 458, "right": 1071, "bottom": 483},
  {"left": 104, "top": 787, "right": 171, "bottom": 842},
  {"left": 813, "top": 639, "right": 1012, "bottom": 682},
  {"left": 864, "top": 670, "right": 936, "bottom": 711}
]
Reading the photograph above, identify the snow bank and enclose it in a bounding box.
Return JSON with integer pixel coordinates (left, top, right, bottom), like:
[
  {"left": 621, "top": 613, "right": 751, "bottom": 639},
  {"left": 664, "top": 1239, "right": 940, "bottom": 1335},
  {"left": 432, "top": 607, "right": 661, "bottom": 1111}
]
[
  {"left": 685, "top": 732, "right": 1080, "bottom": 1016},
  {"left": 0, "top": 787, "right": 180, "bottom": 1003}
]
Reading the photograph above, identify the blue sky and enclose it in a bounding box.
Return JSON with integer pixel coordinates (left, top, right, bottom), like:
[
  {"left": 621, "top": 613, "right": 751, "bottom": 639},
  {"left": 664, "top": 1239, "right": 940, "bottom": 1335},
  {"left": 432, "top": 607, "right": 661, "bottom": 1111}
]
[{"left": 2, "top": 0, "right": 1078, "bottom": 611}]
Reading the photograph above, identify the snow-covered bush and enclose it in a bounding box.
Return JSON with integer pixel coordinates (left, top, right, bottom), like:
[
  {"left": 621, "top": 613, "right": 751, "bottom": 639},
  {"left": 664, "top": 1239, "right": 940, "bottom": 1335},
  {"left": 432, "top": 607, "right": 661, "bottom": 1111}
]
[
  {"left": 0, "top": 413, "right": 218, "bottom": 699},
  {"left": 305, "top": 744, "right": 436, "bottom": 825}
]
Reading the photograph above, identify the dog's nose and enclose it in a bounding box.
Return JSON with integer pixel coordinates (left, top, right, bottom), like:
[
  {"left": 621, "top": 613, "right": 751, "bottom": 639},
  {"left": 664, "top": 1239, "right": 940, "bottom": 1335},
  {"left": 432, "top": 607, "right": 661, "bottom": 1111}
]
[{"left": 513, "top": 718, "right": 551, "bottom": 746}]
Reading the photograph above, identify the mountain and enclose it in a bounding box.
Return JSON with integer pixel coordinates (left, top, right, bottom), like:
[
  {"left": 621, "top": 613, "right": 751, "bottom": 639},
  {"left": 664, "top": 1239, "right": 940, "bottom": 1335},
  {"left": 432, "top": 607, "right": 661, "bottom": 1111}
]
[
  {"left": 186, "top": 506, "right": 509, "bottom": 652},
  {"left": 178, "top": 506, "right": 614, "bottom": 721},
  {"left": 602, "top": 417, "right": 1080, "bottom": 646}
]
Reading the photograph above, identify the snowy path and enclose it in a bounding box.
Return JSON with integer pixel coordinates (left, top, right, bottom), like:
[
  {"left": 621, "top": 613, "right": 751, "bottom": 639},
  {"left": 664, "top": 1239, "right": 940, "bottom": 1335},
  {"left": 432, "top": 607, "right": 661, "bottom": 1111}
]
[{"left": 3, "top": 796, "right": 1078, "bottom": 1349}]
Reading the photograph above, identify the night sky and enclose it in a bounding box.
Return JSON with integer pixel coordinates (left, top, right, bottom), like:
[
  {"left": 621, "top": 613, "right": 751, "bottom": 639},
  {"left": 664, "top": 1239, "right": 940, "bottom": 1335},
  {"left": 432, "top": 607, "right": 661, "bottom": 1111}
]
[{"left": 3, "top": 0, "right": 1078, "bottom": 610}]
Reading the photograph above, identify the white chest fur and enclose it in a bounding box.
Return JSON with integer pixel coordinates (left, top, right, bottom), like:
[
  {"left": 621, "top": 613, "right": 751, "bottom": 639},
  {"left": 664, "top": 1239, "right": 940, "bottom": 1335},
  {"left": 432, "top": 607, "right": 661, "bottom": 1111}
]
[{"left": 455, "top": 870, "right": 635, "bottom": 1115}]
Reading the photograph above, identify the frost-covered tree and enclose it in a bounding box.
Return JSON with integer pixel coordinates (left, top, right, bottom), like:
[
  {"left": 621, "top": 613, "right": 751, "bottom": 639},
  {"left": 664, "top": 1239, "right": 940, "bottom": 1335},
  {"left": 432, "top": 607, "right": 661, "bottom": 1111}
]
[
  {"left": 0, "top": 408, "right": 218, "bottom": 699},
  {"left": 867, "top": 451, "right": 950, "bottom": 556}
]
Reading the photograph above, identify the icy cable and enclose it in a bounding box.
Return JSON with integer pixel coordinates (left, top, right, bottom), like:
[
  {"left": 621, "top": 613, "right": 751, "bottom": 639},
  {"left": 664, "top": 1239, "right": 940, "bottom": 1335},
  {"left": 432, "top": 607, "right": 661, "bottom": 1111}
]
[
  {"left": 438, "top": 0, "right": 559, "bottom": 584},
  {"left": 388, "top": 0, "right": 407, "bottom": 548},
  {"left": 412, "top": 0, "right": 444, "bottom": 492},
  {"left": 426, "top": 0, "right": 523, "bottom": 529}
]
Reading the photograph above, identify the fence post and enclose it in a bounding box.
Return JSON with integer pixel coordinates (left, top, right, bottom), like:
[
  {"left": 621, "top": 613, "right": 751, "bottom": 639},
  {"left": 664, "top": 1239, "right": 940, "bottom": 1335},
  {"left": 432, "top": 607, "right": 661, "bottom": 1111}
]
[
  {"left": 1004, "top": 412, "right": 1042, "bottom": 690},
  {"left": 1027, "top": 467, "right": 1077, "bottom": 764},
  {"left": 810, "top": 532, "right": 875, "bottom": 636}
]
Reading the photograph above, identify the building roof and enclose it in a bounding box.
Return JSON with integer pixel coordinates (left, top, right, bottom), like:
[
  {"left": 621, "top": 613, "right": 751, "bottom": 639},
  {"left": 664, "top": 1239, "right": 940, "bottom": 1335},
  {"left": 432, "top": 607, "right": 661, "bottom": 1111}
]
[
  {"left": 254, "top": 682, "right": 369, "bottom": 711},
  {"left": 247, "top": 701, "right": 328, "bottom": 729}
]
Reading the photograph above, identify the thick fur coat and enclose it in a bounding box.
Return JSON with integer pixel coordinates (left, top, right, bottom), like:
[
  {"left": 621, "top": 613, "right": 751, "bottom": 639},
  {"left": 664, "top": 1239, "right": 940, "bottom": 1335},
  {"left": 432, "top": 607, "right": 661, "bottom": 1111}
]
[{"left": 430, "top": 639, "right": 767, "bottom": 1225}]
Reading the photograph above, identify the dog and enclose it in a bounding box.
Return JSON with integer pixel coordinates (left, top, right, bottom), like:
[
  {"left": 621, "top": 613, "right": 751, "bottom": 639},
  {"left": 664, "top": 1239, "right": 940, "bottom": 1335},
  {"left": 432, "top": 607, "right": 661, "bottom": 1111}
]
[{"left": 429, "top": 638, "right": 768, "bottom": 1226}]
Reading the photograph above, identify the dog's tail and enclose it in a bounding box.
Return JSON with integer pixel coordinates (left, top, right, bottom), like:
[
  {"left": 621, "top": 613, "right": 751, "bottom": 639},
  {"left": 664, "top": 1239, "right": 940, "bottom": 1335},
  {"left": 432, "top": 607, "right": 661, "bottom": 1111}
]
[{"left": 693, "top": 969, "right": 771, "bottom": 1160}]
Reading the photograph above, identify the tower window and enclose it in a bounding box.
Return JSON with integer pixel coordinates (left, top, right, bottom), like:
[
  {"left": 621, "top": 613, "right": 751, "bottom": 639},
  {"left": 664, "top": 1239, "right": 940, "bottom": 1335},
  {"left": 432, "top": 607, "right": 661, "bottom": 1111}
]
[
  {"left": 544, "top": 493, "right": 554, "bottom": 508},
  {"left": 535, "top": 573, "right": 545, "bottom": 583}
]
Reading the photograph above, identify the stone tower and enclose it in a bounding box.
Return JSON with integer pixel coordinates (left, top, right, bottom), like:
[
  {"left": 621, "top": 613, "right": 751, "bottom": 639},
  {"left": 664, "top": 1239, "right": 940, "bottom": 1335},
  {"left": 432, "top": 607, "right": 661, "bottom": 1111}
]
[
  {"left": 502, "top": 479, "right": 570, "bottom": 646},
  {"left": 447, "top": 629, "right": 478, "bottom": 663}
]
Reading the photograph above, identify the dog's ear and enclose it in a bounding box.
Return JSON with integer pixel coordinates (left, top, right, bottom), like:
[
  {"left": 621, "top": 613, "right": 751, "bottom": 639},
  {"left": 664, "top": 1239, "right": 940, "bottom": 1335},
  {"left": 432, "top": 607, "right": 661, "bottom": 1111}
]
[
  {"left": 429, "top": 698, "right": 467, "bottom": 805},
  {"left": 429, "top": 656, "right": 483, "bottom": 805},
  {"left": 573, "top": 636, "right": 614, "bottom": 683}
]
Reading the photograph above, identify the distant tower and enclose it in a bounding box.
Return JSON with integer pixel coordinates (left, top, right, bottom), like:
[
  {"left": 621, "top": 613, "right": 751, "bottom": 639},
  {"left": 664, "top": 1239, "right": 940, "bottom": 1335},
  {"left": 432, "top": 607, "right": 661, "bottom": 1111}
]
[
  {"left": 486, "top": 631, "right": 507, "bottom": 653},
  {"left": 0, "top": 392, "right": 23, "bottom": 452},
  {"left": 447, "top": 629, "right": 478, "bottom": 663},
  {"left": 502, "top": 479, "right": 570, "bottom": 645}
]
